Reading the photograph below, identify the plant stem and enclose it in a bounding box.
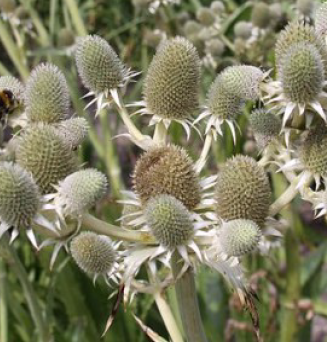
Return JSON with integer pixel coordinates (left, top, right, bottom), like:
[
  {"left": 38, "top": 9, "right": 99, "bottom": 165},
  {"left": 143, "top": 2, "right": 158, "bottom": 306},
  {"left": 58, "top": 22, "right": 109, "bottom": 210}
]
[
  {"left": 65, "top": 0, "right": 87, "bottom": 36},
  {"left": 0, "top": 260, "right": 8, "bottom": 342},
  {"left": 81, "top": 213, "right": 156, "bottom": 243},
  {"left": 153, "top": 121, "right": 168, "bottom": 145},
  {"left": 0, "top": 235, "right": 50, "bottom": 342},
  {"left": 171, "top": 254, "right": 208, "bottom": 342},
  {"left": 100, "top": 110, "right": 124, "bottom": 198},
  {"left": 147, "top": 268, "right": 184, "bottom": 342}
]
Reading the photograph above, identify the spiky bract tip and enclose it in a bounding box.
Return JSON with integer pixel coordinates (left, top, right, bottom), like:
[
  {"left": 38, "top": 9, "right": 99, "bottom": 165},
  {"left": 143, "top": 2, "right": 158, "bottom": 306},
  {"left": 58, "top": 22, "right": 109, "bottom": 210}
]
[
  {"left": 215, "top": 155, "right": 271, "bottom": 228},
  {"left": 70, "top": 232, "right": 116, "bottom": 275},
  {"left": 133, "top": 145, "right": 201, "bottom": 210},
  {"left": 145, "top": 194, "right": 194, "bottom": 248},
  {"left": 144, "top": 36, "right": 200, "bottom": 120}
]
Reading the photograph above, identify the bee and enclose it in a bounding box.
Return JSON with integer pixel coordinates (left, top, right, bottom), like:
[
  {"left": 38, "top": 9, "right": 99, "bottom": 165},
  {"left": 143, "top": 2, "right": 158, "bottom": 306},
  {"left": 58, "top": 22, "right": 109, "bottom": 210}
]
[{"left": 0, "top": 89, "right": 19, "bottom": 122}]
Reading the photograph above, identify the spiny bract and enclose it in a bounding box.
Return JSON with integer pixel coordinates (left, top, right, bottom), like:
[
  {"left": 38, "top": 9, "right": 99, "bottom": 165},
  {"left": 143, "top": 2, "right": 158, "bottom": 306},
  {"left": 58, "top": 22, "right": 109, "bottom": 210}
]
[
  {"left": 219, "top": 219, "right": 261, "bottom": 257},
  {"left": 280, "top": 43, "right": 324, "bottom": 104},
  {"left": 0, "top": 162, "right": 39, "bottom": 229},
  {"left": 144, "top": 194, "right": 194, "bottom": 248},
  {"left": 0, "top": 76, "right": 25, "bottom": 102},
  {"left": 54, "top": 117, "right": 89, "bottom": 149},
  {"left": 275, "top": 21, "right": 327, "bottom": 74},
  {"left": 57, "top": 169, "right": 107, "bottom": 217},
  {"left": 16, "top": 125, "right": 77, "bottom": 194},
  {"left": 70, "top": 232, "right": 116, "bottom": 276},
  {"left": 315, "top": 3, "right": 327, "bottom": 35},
  {"left": 25, "top": 63, "right": 70, "bottom": 123},
  {"left": 249, "top": 108, "right": 281, "bottom": 148},
  {"left": 220, "top": 65, "right": 264, "bottom": 101},
  {"left": 133, "top": 145, "right": 201, "bottom": 210},
  {"left": 215, "top": 155, "right": 271, "bottom": 228},
  {"left": 75, "top": 35, "right": 126, "bottom": 94},
  {"left": 207, "top": 75, "right": 243, "bottom": 120},
  {"left": 299, "top": 125, "right": 327, "bottom": 176},
  {"left": 143, "top": 36, "right": 200, "bottom": 120}
]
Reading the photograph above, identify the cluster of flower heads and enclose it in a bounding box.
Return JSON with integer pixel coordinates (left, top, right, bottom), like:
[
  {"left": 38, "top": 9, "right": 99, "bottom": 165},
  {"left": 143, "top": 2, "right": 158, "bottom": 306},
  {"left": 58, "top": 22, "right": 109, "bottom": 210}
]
[{"left": 3, "top": 2, "right": 327, "bottom": 336}]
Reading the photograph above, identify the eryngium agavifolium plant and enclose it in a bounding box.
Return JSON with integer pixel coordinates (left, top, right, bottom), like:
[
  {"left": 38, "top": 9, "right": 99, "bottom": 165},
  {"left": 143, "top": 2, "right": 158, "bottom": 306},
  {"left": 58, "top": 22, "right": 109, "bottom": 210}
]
[{"left": 3, "top": 5, "right": 327, "bottom": 342}]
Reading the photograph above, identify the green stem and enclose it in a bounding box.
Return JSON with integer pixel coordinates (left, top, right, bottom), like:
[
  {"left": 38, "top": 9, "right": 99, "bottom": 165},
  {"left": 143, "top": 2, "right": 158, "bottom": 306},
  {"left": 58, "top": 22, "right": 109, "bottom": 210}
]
[
  {"left": 171, "top": 254, "right": 208, "bottom": 342},
  {"left": 0, "top": 19, "right": 29, "bottom": 80},
  {"left": 153, "top": 121, "right": 168, "bottom": 145},
  {"left": 0, "top": 235, "right": 50, "bottom": 342},
  {"left": 65, "top": 0, "right": 87, "bottom": 36},
  {"left": 0, "top": 260, "right": 8, "bottom": 342},
  {"left": 100, "top": 110, "right": 124, "bottom": 198},
  {"left": 81, "top": 213, "right": 156, "bottom": 243}
]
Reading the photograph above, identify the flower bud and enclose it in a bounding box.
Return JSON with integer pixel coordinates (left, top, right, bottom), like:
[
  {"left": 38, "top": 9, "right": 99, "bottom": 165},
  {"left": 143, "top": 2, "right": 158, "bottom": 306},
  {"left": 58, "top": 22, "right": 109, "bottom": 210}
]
[
  {"left": 215, "top": 155, "right": 271, "bottom": 228},
  {"left": 196, "top": 7, "right": 216, "bottom": 27},
  {"left": 210, "top": 1, "right": 225, "bottom": 15},
  {"left": 234, "top": 21, "right": 252, "bottom": 40},
  {"left": 57, "top": 28, "right": 75, "bottom": 47},
  {"left": 251, "top": 2, "right": 270, "bottom": 29},
  {"left": 25, "top": 63, "right": 70, "bottom": 123},
  {"left": 143, "top": 37, "right": 200, "bottom": 120},
  {"left": 0, "top": 162, "right": 39, "bottom": 229},
  {"left": 219, "top": 219, "right": 261, "bottom": 257},
  {"left": 70, "top": 232, "right": 116, "bottom": 275},
  {"left": 16, "top": 125, "right": 77, "bottom": 194},
  {"left": 145, "top": 195, "right": 194, "bottom": 248},
  {"left": 133, "top": 145, "right": 201, "bottom": 210}
]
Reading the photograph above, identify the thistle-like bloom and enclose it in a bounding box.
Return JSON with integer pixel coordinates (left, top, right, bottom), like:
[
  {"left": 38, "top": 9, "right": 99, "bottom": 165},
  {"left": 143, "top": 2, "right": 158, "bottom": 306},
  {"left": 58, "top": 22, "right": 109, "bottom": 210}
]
[
  {"left": 249, "top": 108, "right": 282, "bottom": 150},
  {"left": 215, "top": 155, "right": 271, "bottom": 228},
  {"left": 16, "top": 125, "right": 77, "bottom": 194},
  {"left": 54, "top": 117, "right": 89, "bottom": 149},
  {"left": 70, "top": 231, "right": 120, "bottom": 284},
  {"left": 279, "top": 125, "right": 327, "bottom": 190},
  {"left": 46, "top": 169, "right": 107, "bottom": 224},
  {"left": 269, "top": 42, "right": 327, "bottom": 126},
  {"left": 0, "top": 75, "right": 25, "bottom": 103},
  {"left": 25, "top": 63, "right": 70, "bottom": 123},
  {"left": 75, "top": 35, "right": 138, "bottom": 113},
  {"left": 0, "top": 162, "right": 56, "bottom": 247},
  {"left": 132, "top": 37, "right": 201, "bottom": 138}
]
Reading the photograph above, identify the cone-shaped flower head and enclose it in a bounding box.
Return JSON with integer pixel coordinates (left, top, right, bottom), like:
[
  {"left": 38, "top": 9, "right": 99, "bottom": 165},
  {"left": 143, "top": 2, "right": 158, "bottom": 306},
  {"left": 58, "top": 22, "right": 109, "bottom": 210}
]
[
  {"left": 143, "top": 37, "right": 200, "bottom": 120},
  {"left": 275, "top": 21, "right": 327, "bottom": 74},
  {"left": 70, "top": 232, "right": 117, "bottom": 276},
  {"left": 54, "top": 117, "right": 89, "bottom": 149},
  {"left": 196, "top": 7, "right": 216, "bottom": 27},
  {"left": 55, "top": 169, "right": 107, "bottom": 217},
  {"left": 234, "top": 21, "right": 252, "bottom": 40},
  {"left": 315, "top": 3, "right": 327, "bottom": 35},
  {"left": 219, "top": 219, "right": 261, "bottom": 257},
  {"left": 215, "top": 155, "right": 271, "bottom": 228},
  {"left": 16, "top": 125, "right": 77, "bottom": 194},
  {"left": 25, "top": 63, "right": 70, "bottom": 123},
  {"left": 0, "top": 162, "right": 39, "bottom": 229},
  {"left": 75, "top": 35, "right": 127, "bottom": 94},
  {"left": 133, "top": 145, "right": 201, "bottom": 210},
  {"left": 144, "top": 195, "right": 194, "bottom": 248},
  {"left": 299, "top": 125, "right": 327, "bottom": 177},
  {"left": 0, "top": 76, "right": 25, "bottom": 103},
  {"left": 220, "top": 65, "right": 264, "bottom": 101},
  {"left": 249, "top": 108, "right": 281, "bottom": 148},
  {"left": 280, "top": 43, "right": 324, "bottom": 104},
  {"left": 251, "top": 2, "right": 270, "bottom": 29}
]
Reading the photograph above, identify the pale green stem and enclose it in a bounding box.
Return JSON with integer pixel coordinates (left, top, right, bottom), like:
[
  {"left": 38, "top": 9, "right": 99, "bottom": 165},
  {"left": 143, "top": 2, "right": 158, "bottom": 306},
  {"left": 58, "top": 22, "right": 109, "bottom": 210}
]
[
  {"left": 219, "top": 34, "right": 235, "bottom": 53},
  {"left": 19, "top": 0, "right": 50, "bottom": 46},
  {"left": 99, "top": 110, "right": 124, "bottom": 198},
  {"left": 0, "top": 235, "right": 50, "bottom": 342},
  {"left": 147, "top": 268, "right": 184, "bottom": 342},
  {"left": 269, "top": 174, "right": 313, "bottom": 217},
  {"left": 81, "top": 213, "right": 156, "bottom": 243},
  {"left": 171, "top": 254, "right": 208, "bottom": 342},
  {"left": 0, "top": 19, "right": 29, "bottom": 80},
  {"left": 65, "top": 0, "right": 87, "bottom": 36},
  {"left": 49, "top": 0, "right": 58, "bottom": 43},
  {"left": 0, "top": 260, "right": 8, "bottom": 342},
  {"left": 195, "top": 133, "right": 212, "bottom": 174},
  {"left": 153, "top": 121, "right": 168, "bottom": 145}
]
